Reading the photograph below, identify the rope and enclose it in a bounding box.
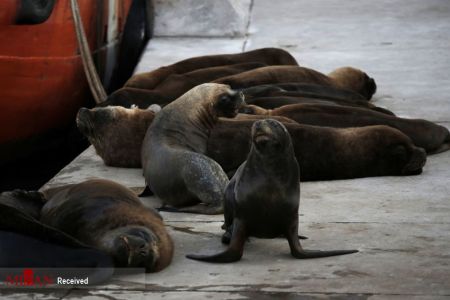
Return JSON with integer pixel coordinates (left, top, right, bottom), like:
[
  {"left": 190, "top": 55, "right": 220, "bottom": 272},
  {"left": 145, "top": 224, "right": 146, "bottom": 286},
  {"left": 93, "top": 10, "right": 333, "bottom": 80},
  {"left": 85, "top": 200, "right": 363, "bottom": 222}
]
[{"left": 70, "top": 0, "right": 107, "bottom": 104}]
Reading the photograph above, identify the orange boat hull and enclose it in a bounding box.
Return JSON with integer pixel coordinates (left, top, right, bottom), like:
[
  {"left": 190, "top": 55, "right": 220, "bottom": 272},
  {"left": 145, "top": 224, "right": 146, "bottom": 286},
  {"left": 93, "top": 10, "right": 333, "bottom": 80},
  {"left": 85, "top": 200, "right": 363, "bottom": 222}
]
[{"left": 0, "top": 0, "right": 132, "bottom": 164}]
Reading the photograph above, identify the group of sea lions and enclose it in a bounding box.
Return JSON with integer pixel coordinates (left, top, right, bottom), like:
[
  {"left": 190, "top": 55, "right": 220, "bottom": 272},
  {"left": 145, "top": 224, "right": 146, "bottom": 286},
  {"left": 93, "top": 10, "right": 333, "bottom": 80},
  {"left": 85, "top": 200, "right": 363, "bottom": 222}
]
[{"left": 2, "top": 48, "right": 449, "bottom": 280}]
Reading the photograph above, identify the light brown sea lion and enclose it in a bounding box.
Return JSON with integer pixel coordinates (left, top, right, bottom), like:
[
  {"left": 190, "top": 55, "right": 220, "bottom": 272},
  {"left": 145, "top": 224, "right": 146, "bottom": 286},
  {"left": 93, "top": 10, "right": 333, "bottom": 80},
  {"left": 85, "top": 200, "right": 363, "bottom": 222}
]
[
  {"left": 214, "top": 66, "right": 377, "bottom": 100},
  {"left": 187, "top": 119, "right": 358, "bottom": 263},
  {"left": 125, "top": 47, "right": 299, "bottom": 90},
  {"left": 39, "top": 179, "right": 174, "bottom": 273},
  {"left": 104, "top": 62, "right": 267, "bottom": 108},
  {"left": 141, "top": 83, "right": 245, "bottom": 214},
  {"left": 77, "top": 106, "right": 427, "bottom": 181},
  {"left": 240, "top": 103, "right": 450, "bottom": 153}
]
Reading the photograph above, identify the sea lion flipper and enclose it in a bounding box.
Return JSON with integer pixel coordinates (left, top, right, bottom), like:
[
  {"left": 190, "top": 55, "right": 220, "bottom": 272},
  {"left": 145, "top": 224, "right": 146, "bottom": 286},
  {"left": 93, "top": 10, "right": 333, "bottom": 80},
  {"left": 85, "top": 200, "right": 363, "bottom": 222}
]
[
  {"left": 137, "top": 185, "right": 154, "bottom": 197},
  {"left": 176, "top": 203, "right": 223, "bottom": 215},
  {"left": 186, "top": 219, "right": 246, "bottom": 263},
  {"left": 0, "top": 190, "right": 46, "bottom": 219},
  {"left": 286, "top": 223, "right": 357, "bottom": 259}
]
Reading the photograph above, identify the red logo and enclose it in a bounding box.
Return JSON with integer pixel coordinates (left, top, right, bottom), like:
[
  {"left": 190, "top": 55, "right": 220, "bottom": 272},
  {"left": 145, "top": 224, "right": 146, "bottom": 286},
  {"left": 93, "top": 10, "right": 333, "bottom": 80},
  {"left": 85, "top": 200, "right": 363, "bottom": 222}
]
[{"left": 5, "top": 269, "right": 54, "bottom": 287}]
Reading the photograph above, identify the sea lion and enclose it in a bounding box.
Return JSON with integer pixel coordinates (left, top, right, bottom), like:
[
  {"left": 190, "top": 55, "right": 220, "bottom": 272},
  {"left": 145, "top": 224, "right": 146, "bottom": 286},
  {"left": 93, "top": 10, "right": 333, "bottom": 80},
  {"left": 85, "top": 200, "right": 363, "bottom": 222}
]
[
  {"left": 104, "top": 62, "right": 267, "bottom": 108},
  {"left": 240, "top": 103, "right": 450, "bottom": 153},
  {"left": 0, "top": 194, "right": 114, "bottom": 283},
  {"left": 142, "top": 83, "right": 245, "bottom": 214},
  {"left": 78, "top": 106, "right": 427, "bottom": 180},
  {"left": 39, "top": 179, "right": 173, "bottom": 272},
  {"left": 125, "top": 47, "right": 298, "bottom": 90},
  {"left": 214, "top": 66, "right": 377, "bottom": 100},
  {"left": 77, "top": 106, "right": 156, "bottom": 167},
  {"left": 208, "top": 119, "right": 427, "bottom": 180},
  {"left": 244, "top": 95, "right": 394, "bottom": 115},
  {"left": 242, "top": 83, "right": 366, "bottom": 102},
  {"left": 186, "top": 119, "right": 358, "bottom": 263}
]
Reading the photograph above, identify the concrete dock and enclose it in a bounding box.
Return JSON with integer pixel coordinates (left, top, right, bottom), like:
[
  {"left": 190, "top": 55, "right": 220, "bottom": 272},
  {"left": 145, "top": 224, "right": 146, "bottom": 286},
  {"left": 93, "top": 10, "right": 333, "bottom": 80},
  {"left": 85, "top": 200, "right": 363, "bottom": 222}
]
[{"left": 6, "top": 0, "right": 450, "bottom": 299}]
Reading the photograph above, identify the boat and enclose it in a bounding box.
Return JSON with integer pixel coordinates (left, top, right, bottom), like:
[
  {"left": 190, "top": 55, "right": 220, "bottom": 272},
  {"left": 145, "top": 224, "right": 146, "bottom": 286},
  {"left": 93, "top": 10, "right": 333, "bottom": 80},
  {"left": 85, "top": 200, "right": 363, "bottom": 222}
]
[{"left": 0, "top": 0, "right": 153, "bottom": 168}]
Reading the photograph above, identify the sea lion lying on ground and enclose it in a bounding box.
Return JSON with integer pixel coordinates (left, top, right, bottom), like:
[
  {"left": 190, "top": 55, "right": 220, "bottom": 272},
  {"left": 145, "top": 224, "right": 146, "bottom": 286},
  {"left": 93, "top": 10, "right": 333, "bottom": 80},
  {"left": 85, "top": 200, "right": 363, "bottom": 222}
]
[
  {"left": 104, "top": 62, "right": 267, "bottom": 108},
  {"left": 240, "top": 103, "right": 450, "bottom": 153},
  {"left": 0, "top": 192, "right": 114, "bottom": 283},
  {"left": 5, "top": 180, "right": 174, "bottom": 273},
  {"left": 187, "top": 119, "right": 358, "bottom": 263},
  {"left": 142, "top": 83, "right": 245, "bottom": 214},
  {"left": 209, "top": 119, "right": 427, "bottom": 180},
  {"left": 242, "top": 83, "right": 367, "bottom": 102},
  {"left": 214, "top": 66, "right": 377, "bottom": 100},
  {"left": 244, "top": 95, "right": 394, "bottom": 115},
  {"left": 125, "top": 47, "right": 299, "bottom": 90},
  {"left": 78, "top": 106, "right": 426, "bottom": 180}
]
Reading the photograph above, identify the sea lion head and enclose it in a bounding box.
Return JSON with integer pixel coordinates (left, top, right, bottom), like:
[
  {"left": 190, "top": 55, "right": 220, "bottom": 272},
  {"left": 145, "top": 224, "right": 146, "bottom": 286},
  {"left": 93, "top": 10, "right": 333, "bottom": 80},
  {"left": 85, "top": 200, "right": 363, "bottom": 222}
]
[
  {"left": 76, "top": 106, "right": 155, "bottom": 167},
  {"left": 107, "top": 226, "right": 160, "bottom": 272},
  {"left": 251, "top": 119, "right": 293, "bottom": 157},
  {"left": 369, "top": 126, "right": 427, "bottom": 175},
  {"left": 328, "top": 67, "right": 377, "bottom": 100}
]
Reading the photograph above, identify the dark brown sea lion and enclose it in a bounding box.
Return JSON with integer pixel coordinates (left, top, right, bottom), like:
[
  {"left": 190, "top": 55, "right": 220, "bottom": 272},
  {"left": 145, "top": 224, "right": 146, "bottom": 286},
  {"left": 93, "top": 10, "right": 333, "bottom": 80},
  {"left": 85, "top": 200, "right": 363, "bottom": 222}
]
[
  {"left": 0, "top": 192, "right": 114, "bottom": 283},
  {"left": 78, "top": 106, "right": 427, "bottom": 180},
  {"left": 244, "top": 95, "right": 394, "bottom": 115},
  {"left": 208, "top": 119, "right": 427, "bottom": 180},
  {"left": 214, "top": 66, "right": 377, "bottom": 100},
  {"left": 240, "top": 104, "right": 450, "bottom": 153},
  {"left": 39, "top": 179, "right": 174, "bottom": 272},
  {"left": 242, "top": 83, "right": 366, "bottom": 102},
  {"left": 142, "top": 83, "right": 245, "bottom": 214},
  {"left": 125, "top": 47, "right": 299, "bottom": 90},
  {"left": 186, "top": 119, "right": 358, "bottom": 263},
  {"left": 104, "top": 62, "right": 267, "bottom": 108}
]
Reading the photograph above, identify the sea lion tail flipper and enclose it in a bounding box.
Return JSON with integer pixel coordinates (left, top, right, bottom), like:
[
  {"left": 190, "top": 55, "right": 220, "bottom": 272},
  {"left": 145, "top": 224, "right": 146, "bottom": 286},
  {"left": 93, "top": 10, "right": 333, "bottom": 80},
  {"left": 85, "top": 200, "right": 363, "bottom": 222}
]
[
  {"left": 176, "top": 203, "right": 223, "bottom": 215},
  {"left": 428, "top": 131, "right": 450, "bottom": 154},
  {"left": 186, "top": 219, "right": 246, "bottom": 263}
]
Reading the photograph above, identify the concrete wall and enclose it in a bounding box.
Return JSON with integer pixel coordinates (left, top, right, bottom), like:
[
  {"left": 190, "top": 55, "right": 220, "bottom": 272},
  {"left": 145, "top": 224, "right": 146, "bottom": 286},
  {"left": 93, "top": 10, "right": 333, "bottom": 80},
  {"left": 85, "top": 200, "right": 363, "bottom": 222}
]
[{"left": 153, "top": 0, "right": 252, "bottom": 37}]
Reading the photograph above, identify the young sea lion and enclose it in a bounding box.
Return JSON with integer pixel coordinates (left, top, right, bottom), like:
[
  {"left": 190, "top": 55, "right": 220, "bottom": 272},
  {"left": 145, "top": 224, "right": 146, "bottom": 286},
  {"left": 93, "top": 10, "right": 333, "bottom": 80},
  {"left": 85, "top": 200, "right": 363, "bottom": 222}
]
[
  {"left": 240, "top": 103, "right": 450, "bottom": 153},
  {"left": 125, "top": 47, "right": 298, "bottom": 90},
  {"left": 78, "top": 106, "right": 427, "bottom": 180},
  {"left": 187, "top": 119, "right": 358, "bottom": 263},
  {"left": 104, "top": 62, "right": 267, "bottom": 108},
  {"left": 39, "top": 179, "right": 173, "bottom": 273},
  {"left": 214, "top": 66, "right": 377, "bottom": 100},
  {"left": 141, "top": 83, "right": 245, "bottom": 214}
]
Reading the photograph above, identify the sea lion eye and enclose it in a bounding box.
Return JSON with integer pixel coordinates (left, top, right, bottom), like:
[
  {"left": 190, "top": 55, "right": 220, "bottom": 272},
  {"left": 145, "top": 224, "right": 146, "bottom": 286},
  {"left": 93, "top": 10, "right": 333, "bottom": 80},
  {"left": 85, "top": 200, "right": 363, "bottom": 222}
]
[{"left": 219, "top": 95, "right": 231, "bottom": 104}]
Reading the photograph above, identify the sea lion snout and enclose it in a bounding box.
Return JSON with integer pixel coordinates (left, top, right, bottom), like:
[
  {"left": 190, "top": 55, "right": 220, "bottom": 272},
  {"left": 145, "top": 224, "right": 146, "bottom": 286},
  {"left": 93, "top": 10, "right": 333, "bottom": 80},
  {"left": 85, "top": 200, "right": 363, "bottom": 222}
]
[{"left": 402, "top": 147, "right": 427, "bottom": 175}]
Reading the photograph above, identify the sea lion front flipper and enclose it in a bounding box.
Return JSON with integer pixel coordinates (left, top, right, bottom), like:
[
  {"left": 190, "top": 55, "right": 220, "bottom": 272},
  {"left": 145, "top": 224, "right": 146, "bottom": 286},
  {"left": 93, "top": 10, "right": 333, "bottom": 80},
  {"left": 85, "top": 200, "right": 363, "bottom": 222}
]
[
  {"left": 0, "top": 190, "right": 46, "bottom": 219},
  {"left": 286, "top": 221, "right": 358, "bottom": 259},
  {"left": 186, "top": 219, "right": 246, "bottom": 263}
]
